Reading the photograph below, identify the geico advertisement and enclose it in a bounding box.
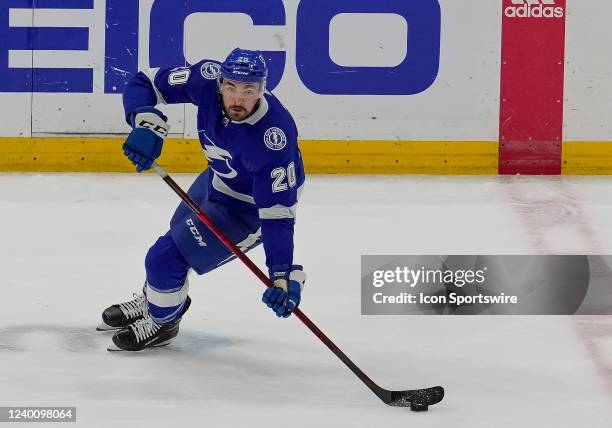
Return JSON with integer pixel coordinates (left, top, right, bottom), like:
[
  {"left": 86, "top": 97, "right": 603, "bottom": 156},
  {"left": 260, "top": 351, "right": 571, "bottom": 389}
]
[{"left": 1, "top": 0, "right": 500, "bottom": 139}]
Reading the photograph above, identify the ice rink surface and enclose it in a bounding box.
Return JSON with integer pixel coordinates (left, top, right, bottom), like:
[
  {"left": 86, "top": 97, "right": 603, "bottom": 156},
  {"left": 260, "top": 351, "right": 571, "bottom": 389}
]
[{"left": 1, "top": 173, "right": 612, "bottom": 427}]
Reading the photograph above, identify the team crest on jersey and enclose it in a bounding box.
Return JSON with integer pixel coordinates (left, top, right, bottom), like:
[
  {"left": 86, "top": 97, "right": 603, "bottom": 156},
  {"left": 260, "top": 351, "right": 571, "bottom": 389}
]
[
  {"left": 201, "top": 130, "right": 237, "bottom": 178},
  {"left": 201, "top": 62, "right": 221, "bottom": 80},
  {"left": 264, "top": 127, "right": 287, "bottom": 151}
]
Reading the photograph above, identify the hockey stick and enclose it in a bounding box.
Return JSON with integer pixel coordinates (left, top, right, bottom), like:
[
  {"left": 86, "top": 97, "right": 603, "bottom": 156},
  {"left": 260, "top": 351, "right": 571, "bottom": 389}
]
[{"left": 152, "top": 162, "right": 444, "bottom": 410}]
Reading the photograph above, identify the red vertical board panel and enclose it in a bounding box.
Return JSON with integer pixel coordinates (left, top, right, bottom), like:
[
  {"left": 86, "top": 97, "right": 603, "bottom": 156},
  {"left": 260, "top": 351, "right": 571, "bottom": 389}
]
[{"left": 499, "top": 0, "right": 566, "bottom": 175}]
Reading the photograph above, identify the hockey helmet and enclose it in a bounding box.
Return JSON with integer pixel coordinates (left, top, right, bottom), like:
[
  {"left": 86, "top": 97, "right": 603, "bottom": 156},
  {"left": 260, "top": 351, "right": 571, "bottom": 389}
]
[{"left": 220, "top": 48, "right": 268, "bottom": 84}]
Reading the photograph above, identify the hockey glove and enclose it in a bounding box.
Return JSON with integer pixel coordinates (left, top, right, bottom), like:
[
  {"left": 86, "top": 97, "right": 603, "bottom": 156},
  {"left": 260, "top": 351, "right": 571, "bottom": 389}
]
[
  {"left": 123, "top": 107, "right": 169, "bottom": 172},
  {"left": 262, "top": 265, "right": 306, "bottom": 318}
]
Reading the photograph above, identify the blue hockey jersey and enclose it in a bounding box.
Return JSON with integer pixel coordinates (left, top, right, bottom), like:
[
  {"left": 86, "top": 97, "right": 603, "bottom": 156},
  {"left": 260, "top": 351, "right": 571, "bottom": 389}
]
[{"left": 123, "top": 60, "right": 305, "bottom": 270}]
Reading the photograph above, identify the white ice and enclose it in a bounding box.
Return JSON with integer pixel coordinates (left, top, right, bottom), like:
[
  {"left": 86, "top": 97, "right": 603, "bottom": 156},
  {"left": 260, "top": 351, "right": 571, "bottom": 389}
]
[{"left": 1, "top": 173, "right": 612, "bottom": 427}]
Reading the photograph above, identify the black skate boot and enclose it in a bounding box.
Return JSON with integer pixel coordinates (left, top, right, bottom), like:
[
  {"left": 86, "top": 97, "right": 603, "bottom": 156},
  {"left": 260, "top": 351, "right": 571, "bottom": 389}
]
[
  {"left": 107, "top": 297, "right": 191, "bottom": 352},
  {"left": 97, "top": 293, "right": 147, "bottom": 331}
]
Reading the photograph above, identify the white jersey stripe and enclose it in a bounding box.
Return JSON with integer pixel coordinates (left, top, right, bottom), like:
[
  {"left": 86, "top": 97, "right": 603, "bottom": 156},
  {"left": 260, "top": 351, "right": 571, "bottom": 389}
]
[
  {"left": 259, "top": 203, "right": 297, "bottom": 220},
  {"left": 142, "top": 68, "right": 167, "bottom": 105},
  {"left": 211, "top": 173, "right": 256, "bottom": 204}
]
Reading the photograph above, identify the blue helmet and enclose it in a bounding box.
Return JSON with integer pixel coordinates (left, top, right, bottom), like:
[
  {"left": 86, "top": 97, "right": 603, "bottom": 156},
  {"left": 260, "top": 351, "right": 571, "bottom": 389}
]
[{"left": 220, "top": 48, "right": 267, "bottom": 84}]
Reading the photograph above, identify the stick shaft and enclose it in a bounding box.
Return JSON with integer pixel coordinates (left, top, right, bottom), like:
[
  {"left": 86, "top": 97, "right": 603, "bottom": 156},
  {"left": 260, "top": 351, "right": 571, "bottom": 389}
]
[{"left": 152, "top": 163, "right": 382, "bottom": 397}]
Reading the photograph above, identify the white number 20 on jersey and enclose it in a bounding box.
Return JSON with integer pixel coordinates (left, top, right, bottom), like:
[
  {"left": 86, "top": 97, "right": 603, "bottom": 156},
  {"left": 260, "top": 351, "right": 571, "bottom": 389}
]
[{"left": 271, "top": 162, "right": 297, "bottom": 193}]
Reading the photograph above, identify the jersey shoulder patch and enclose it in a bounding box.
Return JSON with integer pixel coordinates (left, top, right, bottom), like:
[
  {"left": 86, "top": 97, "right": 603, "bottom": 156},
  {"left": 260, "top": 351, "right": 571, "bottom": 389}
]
[
  {"left": 263, "top": 127, "right": 287, "bottom": 151},
  {"left": 200, "top": 61, "right": 221, "bottom": 80}
]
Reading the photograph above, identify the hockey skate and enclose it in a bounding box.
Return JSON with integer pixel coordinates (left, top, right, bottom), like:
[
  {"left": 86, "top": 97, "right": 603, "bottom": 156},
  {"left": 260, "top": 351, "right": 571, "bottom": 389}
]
[
  {"left": 97, "top": 293, "right": 148, "bottom": 331},
  {"left": 107, "top": 296, "right": 191, "bottom": 352}
]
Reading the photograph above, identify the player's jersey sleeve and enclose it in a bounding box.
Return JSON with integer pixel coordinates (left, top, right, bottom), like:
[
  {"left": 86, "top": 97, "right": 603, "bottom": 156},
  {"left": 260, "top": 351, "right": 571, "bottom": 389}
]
[
  {"left": 123, "top": 60, "right": 221, "bottom": 122},
  {"left": 250, "top": 122, "right": 305, "bottom": 270}
]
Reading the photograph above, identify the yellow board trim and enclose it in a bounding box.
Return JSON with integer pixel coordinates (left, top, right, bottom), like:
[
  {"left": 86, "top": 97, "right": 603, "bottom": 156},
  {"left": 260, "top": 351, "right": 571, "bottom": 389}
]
[
  {"left": 300, "top": 140, "right": 498, "bottom": 174},
  {"left": 562, "top": 141, "right": 612, "bottom": 175},
  {"left": 4, "top": 138, "right": 612, "bottom": 174},
  {"left": 0, "top": 137, "right": 499, "bottom": 174}
]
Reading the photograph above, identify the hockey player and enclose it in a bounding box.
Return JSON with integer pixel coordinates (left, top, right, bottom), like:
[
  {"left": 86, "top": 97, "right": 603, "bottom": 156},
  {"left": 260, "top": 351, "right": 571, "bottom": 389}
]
[{"left": 98, "top": 48, "right": 306, "bottom": 351}]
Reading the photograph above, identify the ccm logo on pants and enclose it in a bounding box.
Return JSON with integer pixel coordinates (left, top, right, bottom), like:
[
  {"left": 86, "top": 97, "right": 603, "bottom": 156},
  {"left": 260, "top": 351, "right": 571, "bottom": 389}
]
[{"left": 186, "top": 218, "right": 206, "bottom": 247}]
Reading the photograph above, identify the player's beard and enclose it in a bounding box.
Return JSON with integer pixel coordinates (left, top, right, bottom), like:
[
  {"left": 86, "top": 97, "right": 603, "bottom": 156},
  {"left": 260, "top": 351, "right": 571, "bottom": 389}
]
[
  {"left": 227, "top": 105, "right": 247, "bottom": 121},
  {"left": 224, "top": 100, "right": 260, "bottom": 122}
]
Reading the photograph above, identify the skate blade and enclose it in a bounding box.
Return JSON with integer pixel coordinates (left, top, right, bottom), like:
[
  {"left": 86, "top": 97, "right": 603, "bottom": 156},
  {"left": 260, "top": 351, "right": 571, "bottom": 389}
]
[
  {"left": 107, "top": 340, "right": 172, "bottom": 352},
  {"left": 96, "top": 321, "right": 119, "bottom": 332}
]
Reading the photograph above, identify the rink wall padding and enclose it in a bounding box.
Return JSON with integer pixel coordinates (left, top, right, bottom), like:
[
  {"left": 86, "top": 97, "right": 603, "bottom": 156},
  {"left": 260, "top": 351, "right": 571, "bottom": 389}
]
[
  {"left": 498, "top": 0, "right": 566, "bottom": 175},
  {"left": 2, "top": 1, "right": 612, "bottom": 175},
  {"left": 0, "top": 138, "right": 498, "bottom": 174}
]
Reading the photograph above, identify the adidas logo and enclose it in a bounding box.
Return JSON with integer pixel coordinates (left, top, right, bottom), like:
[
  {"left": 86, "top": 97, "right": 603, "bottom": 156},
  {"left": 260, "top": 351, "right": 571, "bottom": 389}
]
[{"left": 505, "top": 0, "right": 564, "bottom": 18}]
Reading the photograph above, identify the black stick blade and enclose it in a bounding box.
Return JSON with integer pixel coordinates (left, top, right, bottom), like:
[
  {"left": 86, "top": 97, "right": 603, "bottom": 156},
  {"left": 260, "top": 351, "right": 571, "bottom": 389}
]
[{"left": 385, "top": 386, "right": 445, "bottom": 408}]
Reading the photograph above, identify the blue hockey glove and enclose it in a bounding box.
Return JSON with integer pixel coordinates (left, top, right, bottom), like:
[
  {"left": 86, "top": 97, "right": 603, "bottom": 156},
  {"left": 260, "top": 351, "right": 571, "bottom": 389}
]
[
  {"left": 262, "top": 265, "right": 306, "bottom": 318},
  {"left": 123, "top": 107, "right": 169, "bottom": 172}
]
